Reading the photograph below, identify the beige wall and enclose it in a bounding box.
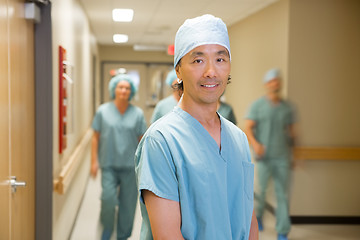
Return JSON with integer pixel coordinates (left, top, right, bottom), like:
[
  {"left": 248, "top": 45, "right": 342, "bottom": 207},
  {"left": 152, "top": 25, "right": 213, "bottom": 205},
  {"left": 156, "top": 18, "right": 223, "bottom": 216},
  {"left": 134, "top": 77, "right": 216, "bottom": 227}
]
[
  {"left": 228, "top": 0, "right": 360, "bottom": 216},
  {"left": 288, "top": 0, "right": 360, "bottom": 215},
  {"left": 99, "top": 45, "right": 173, "bottom": 63},
  {"left": 227, "top": 0, "right": 290, "bottom": 130},
  {"left": 51, "top": 0, "right": 100, "bottom": 239}
]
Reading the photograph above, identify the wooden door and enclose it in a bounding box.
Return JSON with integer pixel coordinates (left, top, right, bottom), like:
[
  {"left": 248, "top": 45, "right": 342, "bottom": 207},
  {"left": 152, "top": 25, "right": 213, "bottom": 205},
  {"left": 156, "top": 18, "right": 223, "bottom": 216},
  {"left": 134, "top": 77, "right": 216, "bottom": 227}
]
[
  {"left": 0, "top": 0, "right": 11, "bottom": 238},
  {"left": 0, "top": 0, "right": 35, "bottom": 239}
]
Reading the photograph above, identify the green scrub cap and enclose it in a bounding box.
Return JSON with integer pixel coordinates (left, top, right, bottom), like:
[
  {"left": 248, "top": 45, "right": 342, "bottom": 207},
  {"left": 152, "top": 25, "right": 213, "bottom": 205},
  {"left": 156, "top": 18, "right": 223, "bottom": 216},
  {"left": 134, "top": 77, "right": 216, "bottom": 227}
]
[
  {"left": 165, "top": 69, "right": 178, "bottom": 86},
  {"left": 263, "top": 68, "right": 281, "bottom": 83}
]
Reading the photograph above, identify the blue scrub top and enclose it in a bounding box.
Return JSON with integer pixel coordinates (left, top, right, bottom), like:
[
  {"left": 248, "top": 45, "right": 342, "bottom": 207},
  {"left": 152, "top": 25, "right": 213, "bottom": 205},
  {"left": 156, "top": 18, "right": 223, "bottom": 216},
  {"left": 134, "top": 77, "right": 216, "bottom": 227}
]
[
  {"left": 246, "top": 96, "right": 296, "bottom": 159},
  {"left": 150, "top": 95, "right": 178, "bottom": 124},
  {"left": 218, "top": 101, "right": 237, "bottom": 125},
  {"left": 92, "top": 102, "right": 147, "bottom": 169},
  {"left": 135, "top": 107, "right": 254, "bottom": 240}
]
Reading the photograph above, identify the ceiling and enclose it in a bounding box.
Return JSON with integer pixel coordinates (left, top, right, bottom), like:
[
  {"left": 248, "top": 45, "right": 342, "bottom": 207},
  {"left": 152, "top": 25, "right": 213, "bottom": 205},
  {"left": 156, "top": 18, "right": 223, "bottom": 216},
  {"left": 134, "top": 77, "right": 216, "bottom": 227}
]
[{"left": 79, "top": 0, "right": 278, "bottom": 50}]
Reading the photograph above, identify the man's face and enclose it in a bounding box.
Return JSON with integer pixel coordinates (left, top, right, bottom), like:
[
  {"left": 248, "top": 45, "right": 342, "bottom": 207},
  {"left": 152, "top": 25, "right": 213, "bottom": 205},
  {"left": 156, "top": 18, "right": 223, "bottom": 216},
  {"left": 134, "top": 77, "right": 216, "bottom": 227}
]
[
  {"left": 265, "top": 78, "right": 281, "bottom": 94},
  {"left": 115, "top": 80, "right": 131, "bottom": 101},
  {"left": 176, "top": 44, "right": 231, "bottom": 106}
]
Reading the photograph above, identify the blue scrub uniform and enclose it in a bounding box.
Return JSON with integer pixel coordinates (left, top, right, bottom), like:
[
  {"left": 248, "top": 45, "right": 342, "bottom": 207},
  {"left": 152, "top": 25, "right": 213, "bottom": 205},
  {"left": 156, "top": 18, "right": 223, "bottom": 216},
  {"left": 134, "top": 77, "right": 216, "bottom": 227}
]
[
  {"left": 246, "top": 96, "right": 296, "bottom": 235},
  {"left": 218, "top": 101, "right": 237, "bottom": 125},
  {"left": 92, "top": 102, "right": 147, "bottom": 239},
  {"left": 135, "top": 106, "right": 254, "bottom": 240},
  {"left": 150, "top": 95, "right": 177, "bottom": 124}
]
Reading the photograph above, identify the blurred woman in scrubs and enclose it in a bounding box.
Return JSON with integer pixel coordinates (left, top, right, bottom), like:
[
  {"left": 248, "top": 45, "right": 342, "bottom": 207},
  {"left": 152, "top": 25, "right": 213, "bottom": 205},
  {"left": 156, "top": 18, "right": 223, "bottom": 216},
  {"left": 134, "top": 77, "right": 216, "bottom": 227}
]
[{"left": 91, "top": 73, "right": 147, "bottom": 240}]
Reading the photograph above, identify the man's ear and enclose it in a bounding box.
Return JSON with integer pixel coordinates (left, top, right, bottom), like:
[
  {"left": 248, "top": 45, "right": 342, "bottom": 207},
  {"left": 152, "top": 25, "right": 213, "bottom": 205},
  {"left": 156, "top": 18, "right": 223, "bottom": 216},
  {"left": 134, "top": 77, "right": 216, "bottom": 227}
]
[{"left": 175, "top": 65, "right": 181, "bottom": 80}]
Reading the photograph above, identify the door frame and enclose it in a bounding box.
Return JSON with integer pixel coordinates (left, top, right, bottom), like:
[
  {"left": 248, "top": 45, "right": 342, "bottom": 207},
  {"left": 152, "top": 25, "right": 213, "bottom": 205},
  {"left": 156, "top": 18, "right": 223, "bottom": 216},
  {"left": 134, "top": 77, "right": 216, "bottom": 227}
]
[{"left": 34, "top": 2, "right": 53, "bottom": 240}]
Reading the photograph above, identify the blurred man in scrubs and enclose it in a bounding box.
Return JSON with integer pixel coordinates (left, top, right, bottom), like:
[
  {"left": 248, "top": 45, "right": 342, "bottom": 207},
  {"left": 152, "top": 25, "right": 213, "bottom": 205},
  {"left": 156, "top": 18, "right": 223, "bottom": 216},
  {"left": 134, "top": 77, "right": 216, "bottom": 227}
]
[
  {"left": 245, "top": 68, "right": 297, "bottom": 240},
  {"left": 150, "top": 69, "right": 181, "bottom": 124},
  {"left": 135, "top": 14, "right": 258, "bottom": 240},
  {"left": 91, "top": 73, "right": 147, "bottom": 240}
]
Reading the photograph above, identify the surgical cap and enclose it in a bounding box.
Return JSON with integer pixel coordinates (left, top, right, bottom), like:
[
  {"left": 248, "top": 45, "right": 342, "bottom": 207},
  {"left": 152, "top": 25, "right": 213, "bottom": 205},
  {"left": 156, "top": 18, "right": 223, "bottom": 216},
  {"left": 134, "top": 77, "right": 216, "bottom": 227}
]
[
  {"left": 165, "top": 69, "right": 178, "bottom": 86},
  {"left": 174, "top": 14, "right": 231, "bottom": 67},
  {"left": 108, "top": 73, "right": 137, "bottom": 100},
  {"left": 263, "top": 68, "right": 281, "bottom": 83}
]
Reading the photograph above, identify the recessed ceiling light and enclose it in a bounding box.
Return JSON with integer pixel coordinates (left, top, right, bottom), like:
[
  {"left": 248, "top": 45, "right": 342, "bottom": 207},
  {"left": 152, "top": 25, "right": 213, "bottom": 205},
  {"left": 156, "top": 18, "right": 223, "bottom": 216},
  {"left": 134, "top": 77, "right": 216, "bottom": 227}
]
[
  {"left": 113, "top": 34, "right": 128, "bottom": 43},
  {"left": 112, "top": 9, "right": 134, "bottom": 22}
]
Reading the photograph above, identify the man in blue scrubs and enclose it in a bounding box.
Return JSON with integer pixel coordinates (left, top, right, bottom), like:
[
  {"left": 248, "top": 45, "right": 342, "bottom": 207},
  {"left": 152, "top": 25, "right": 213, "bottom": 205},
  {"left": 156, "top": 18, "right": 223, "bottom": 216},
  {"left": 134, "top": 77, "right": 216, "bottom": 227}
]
[
  {"left": 150, "top": 69, "right": 181, "bottom": 124},
  {"left": 135, "top": 14, "right": 258, "bottom": 240},
  {"left": 91, "top": 74, "right": 147, "bottom": 240},
  {"left": 245, "top": 68, "right": 297, "bottom": 240}
]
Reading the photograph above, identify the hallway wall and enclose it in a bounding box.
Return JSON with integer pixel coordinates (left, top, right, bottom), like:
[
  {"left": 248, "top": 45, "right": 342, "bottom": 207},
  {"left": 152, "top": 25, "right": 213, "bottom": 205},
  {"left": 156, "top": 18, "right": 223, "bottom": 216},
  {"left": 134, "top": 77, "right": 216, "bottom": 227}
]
[
  {"left": 287, "top": 0, "right": 360, "bottom": 216},
  {"left": 51, "top": 0, "right": 100, "bottom": 239},
  {"left": 227, "top": 0, "right": 360, "bottom": 217}
]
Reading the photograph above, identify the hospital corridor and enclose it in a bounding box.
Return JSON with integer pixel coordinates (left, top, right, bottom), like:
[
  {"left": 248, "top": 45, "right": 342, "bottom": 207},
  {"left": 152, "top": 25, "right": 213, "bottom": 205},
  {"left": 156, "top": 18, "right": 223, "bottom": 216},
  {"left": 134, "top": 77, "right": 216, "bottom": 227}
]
[
  {"left": 69, "top": 173, "right": 360, "bottom": 240},
  {"left": 1, "top": 0, "right": 360, "bottom": 240}
]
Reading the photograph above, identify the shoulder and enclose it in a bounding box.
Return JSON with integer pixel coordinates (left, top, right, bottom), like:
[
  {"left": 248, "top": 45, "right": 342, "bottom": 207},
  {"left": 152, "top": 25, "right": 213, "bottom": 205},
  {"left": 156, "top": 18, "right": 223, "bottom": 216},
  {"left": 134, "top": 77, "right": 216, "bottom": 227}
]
[
  {"left": 95, "top": 102, "right": 112, "bottom": 113},
  {"left": 252, "top": 96, "right": 266, "bottom": 107},
  {"left": 147, "top": 109, "right": 185, "bottom": 138},
  {"left": 129, "top": 104, "right": 145, "bottom": 115},
  {"left": 157, "top": 95, "right": 176, "bottom": 106}
]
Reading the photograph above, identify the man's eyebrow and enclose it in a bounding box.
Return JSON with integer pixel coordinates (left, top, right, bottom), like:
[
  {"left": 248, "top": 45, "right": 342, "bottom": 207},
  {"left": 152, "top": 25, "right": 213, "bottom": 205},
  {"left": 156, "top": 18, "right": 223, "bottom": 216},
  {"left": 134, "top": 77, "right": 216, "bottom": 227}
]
[
  {"left": 217, "top": 50, "right": 230, "bottom": 57},
  {"left": 189, "top": 51, "right": 204, "bottom": 57}
]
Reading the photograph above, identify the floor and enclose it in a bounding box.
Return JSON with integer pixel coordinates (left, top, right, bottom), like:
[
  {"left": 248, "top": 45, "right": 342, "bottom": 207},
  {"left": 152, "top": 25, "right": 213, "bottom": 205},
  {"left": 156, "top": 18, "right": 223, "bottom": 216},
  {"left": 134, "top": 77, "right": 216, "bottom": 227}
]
[{"left": 70, "top": 175, "right": 360, "bottom": 240}]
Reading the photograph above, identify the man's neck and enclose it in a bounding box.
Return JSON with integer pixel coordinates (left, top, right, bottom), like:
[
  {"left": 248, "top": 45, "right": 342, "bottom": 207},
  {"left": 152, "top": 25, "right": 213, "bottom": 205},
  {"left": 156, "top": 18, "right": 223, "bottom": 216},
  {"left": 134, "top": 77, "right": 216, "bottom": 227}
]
[
  {"left": 172, "top": 91, "right": 181, "bottom": 102},
  {"left": 179, "top": 98, "right": 217, "bottom": 122},
  {"left": 266, "top": 92, "right": 281, "bottom": 104}
]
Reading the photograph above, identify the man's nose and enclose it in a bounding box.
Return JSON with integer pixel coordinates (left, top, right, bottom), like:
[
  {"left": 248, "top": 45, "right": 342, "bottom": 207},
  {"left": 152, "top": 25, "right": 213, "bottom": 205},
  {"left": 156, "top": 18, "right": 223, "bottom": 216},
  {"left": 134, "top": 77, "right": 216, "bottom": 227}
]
[{"left": 203, "top": 61, "right": 216, "bottom": 78}]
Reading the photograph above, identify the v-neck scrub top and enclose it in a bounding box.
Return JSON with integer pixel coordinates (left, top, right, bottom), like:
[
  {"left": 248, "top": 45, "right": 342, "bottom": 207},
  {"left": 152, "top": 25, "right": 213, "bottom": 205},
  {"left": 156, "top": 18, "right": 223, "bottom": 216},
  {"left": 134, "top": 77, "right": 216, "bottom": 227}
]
[
  {"left": 246, "top": 96, "right": 296, "bottom": 159},
  {"left": 92, "top": 102, "right": 147, "bottom": 169},
  {"left": 135, "top": 107, "right": 254, "bottom": 240}
]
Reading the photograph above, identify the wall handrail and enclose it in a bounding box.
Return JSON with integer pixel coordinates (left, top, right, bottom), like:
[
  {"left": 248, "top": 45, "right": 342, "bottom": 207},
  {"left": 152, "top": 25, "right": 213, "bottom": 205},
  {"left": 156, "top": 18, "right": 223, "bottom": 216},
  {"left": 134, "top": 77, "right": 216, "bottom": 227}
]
[
  {"left": 294, "top": 147, "right": 360, "bottom": 161},
  {"left": 53, "top": 129, "right": 93, "bottom": 194}
]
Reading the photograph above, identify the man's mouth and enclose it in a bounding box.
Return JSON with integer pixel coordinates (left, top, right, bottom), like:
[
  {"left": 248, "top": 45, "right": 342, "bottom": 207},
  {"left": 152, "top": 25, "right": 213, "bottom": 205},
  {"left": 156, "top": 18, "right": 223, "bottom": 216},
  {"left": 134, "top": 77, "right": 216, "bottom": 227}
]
[{"left": 201, "top": 84, "right": 217, "bottom": 88}]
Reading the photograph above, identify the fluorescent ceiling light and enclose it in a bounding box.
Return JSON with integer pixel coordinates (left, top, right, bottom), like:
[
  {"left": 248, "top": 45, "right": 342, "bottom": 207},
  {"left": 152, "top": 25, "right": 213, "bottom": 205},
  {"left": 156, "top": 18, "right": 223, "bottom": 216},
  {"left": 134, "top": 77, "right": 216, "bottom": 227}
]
[
  {"left": 112, "top": 9, "right": 134, "bottom": 22},
  {"left": 133, "top": 44, "right": 166, "bottom": 51},
  {"left": 113, "top": 34, "right": 128, "bottom": 43}
]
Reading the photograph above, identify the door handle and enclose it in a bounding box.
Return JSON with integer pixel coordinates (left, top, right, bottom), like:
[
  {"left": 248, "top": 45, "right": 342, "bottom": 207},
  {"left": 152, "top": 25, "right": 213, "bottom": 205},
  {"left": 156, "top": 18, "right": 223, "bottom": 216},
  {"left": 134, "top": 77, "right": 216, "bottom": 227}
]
[{"left": 9, "top": 176, "right": 26, "bottom": 193}]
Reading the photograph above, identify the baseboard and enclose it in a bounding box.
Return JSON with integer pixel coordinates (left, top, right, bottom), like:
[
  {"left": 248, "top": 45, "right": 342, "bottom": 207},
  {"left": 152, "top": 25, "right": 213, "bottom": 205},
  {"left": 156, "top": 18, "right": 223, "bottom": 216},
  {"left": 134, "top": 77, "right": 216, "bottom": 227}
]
[
  {"left": 254, "top": 193, "right": 360, "bottom": 224},
  {"left": 290, "top": 216, "right": 360, "bottom": 225}
]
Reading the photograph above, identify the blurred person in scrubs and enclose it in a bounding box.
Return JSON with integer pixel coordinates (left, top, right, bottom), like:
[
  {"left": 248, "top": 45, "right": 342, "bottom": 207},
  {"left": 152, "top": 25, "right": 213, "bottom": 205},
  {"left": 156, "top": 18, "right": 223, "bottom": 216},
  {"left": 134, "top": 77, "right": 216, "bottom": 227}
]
[
  {"left": 150, "top": 69, "right": 182, "bottom": 124},
  {"left": 135, "top": 14, "right": 258, "bottom": 240},
  {"left": 244, "top": 68, "right": 297, "bottom": 240},
  {"left": 217, "top": 94, "right": 237, "bottom": 125},
  {"left": 91, "top": 73, "right": 147, "bottom": 240}
]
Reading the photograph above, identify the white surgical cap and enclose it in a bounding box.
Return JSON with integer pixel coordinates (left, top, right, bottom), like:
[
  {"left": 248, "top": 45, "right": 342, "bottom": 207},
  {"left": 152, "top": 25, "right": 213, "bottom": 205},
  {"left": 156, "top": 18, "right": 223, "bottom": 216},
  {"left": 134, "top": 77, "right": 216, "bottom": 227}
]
[
  {"left": 263, "top": 68, "right": 281, "bottom": 83},
  {"left": 174, "top": 14, "right": 231, "bottom": 67},
  {"left": 165, "top": 69, "right": 178, "bottom": 86}
]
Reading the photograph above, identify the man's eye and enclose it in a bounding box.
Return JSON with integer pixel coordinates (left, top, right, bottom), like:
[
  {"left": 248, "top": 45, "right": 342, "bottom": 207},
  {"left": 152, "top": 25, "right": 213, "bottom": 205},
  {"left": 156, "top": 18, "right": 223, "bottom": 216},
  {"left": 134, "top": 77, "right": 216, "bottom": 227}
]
[
  {"left": 193, "top": 59, "right": 203, "bottom": 63},
  {"left": 217, "top": 58, "right": 225, "bottom": 62}
]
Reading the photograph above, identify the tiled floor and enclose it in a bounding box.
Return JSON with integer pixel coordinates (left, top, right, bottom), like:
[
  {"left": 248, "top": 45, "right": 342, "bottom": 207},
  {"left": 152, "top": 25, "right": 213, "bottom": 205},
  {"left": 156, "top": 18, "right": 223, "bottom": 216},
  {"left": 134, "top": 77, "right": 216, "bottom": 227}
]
[{"left": 70, "top": 175, "right": 360, "bottom": 240}]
